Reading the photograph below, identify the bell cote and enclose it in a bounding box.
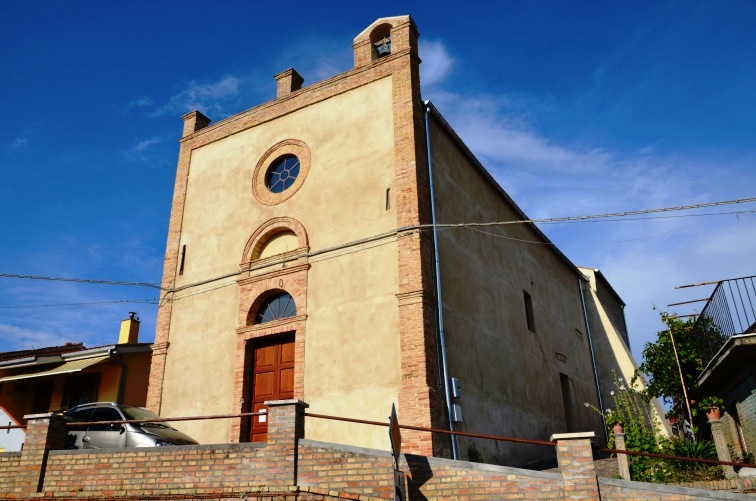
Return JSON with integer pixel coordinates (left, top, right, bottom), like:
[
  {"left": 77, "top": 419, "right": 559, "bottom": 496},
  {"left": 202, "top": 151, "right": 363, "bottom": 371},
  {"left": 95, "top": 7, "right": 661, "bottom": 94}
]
[{"left": 352, "top": 15, "right": 419, "bottom": 68}]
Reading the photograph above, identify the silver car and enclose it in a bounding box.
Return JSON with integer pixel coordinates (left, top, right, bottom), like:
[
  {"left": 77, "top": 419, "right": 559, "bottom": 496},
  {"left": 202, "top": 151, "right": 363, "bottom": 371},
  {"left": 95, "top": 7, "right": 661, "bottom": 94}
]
[{"left": 63, "top": 402, "right": 198, "bottom": 449}]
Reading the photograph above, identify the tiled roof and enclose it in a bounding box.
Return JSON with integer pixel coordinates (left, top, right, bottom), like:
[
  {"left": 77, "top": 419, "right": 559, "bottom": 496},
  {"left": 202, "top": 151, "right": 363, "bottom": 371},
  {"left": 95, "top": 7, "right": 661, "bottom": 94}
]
[{"left": 0, "top": 342, "right": 86, "bottom": 363}]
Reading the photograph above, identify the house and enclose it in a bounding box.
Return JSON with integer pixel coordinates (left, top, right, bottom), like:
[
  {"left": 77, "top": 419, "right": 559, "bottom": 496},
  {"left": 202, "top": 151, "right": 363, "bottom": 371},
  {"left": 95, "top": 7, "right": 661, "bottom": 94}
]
[
  {"left": 146, "top": 15, "right": 645, "bottom": 466},
  {"left": 691, "top": 275, "right": 756, "bottom": 460},
  {"left": 0, "top": 312, "right": 152, "bottom": 445}
]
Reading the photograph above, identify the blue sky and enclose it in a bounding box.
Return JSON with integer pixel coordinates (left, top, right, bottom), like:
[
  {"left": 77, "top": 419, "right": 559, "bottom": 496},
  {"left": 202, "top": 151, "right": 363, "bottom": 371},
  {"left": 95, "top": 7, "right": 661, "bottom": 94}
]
[{"left": 1, "top": 1, "right": 755, "bottom": 360}]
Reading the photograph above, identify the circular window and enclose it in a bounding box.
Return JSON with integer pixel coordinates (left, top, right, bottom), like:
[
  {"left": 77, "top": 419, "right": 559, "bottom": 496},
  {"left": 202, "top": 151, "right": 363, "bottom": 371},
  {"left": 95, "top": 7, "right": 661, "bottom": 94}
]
[
  {"left": 252, "top": 139, "right": 310, "bottom": 205},
  {"left": 265, "top": 155, "right": 300, "bottom": 193}
]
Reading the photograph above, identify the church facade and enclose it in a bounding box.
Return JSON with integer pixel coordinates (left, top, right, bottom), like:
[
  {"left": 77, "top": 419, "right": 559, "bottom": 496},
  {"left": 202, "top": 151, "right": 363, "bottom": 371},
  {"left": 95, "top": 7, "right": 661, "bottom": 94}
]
[{"left": 147, "top": 15, "right": 636, "bottom": 466}]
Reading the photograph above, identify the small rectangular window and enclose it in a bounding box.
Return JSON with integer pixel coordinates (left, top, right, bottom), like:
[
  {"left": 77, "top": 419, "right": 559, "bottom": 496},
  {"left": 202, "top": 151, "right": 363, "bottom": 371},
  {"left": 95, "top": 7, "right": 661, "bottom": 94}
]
[
  {"left": 524, "top": 291, "right": 535, "bottom": 332},
  {"left": 385, "top": 188, "right": 391, "bottom": 210}
]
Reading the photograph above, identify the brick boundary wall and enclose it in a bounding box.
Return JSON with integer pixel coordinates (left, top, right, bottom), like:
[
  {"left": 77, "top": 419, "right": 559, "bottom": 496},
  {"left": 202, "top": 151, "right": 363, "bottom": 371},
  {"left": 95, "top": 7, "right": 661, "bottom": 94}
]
[
  {"left": 598, "top": 477, "right": 756, "bottom": 500},
  {"left": 3, "top": 400, "right": 755, "bottom": 500}
]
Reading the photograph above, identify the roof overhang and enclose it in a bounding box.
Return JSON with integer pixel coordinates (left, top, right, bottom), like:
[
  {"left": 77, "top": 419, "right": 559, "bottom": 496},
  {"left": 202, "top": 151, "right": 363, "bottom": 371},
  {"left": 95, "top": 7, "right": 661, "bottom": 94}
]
[
  {"left": 0, "top": 355, "right": 111, "bottom": 383},
  {"left": 696, "top": 334, "right": 756, "bottom": 390}
]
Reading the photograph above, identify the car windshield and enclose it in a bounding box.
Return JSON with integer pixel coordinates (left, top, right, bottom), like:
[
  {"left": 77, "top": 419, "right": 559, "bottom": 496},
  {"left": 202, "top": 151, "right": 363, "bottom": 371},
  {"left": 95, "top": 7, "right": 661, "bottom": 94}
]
[{"left": 121, "top": 406, "right": 175, "bottom": 429}]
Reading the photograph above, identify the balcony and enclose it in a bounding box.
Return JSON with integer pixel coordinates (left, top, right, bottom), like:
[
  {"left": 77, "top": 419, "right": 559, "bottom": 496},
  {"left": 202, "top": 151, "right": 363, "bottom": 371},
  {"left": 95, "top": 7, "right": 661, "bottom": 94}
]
[{"left": 691, "top": 275, "right": 756, "bottom": 367}]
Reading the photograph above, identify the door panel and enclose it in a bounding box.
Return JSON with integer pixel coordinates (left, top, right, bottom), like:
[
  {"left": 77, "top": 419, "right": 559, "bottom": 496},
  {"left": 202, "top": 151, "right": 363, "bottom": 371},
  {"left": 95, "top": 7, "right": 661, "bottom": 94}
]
[{"left": 250, "top": 335, "right": 295, "bottom": 442}]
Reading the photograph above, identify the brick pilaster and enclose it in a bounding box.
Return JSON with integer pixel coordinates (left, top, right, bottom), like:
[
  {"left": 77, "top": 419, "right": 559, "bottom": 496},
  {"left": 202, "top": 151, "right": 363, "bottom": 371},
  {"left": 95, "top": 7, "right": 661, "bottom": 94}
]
[
  {"left": 551, "top": 432, "right": 600, "bottom": 500},
  {"left": 14, "top": 413, "right": 67, "bottom": 496},
  {"left": 265, "top": 399, "right": 308, "bottom": 489}
]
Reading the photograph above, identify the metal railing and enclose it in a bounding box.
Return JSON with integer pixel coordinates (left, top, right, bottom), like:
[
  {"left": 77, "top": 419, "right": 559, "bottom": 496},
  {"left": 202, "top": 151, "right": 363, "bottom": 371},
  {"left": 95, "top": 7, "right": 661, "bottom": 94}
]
[
  {"left": 692, "top": 275, "right": 756, "bottom": 364},
  {"left": 5, "top": 409, "right": 756, "bottom": 474}
]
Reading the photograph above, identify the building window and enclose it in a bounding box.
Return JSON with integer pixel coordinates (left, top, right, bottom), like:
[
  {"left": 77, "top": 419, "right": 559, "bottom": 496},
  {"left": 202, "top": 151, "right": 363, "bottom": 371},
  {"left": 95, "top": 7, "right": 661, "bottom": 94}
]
[
  {"left": 265, "top": 155, "right": 300, "bottom": 194},
  {"left": 524, "top": 291, "right": 535, "bottom": 332},
  {"left": 252, "top": 139, "right": 311, "bottom": 206},
  {"left": 254, "top": 292, "right": 297, "bottom": 324},
  {"left": 61, "top": 373, "right": 100, "bottom": 409},
  {"left": 560, "top": 373, "right": 577, "bottom": 432}
]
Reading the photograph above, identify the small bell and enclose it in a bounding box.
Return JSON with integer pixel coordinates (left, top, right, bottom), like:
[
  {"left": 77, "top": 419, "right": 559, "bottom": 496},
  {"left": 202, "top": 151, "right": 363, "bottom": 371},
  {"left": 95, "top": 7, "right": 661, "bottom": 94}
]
[{"left": 374, "top": 36, "right": 391, "bottom": 58}]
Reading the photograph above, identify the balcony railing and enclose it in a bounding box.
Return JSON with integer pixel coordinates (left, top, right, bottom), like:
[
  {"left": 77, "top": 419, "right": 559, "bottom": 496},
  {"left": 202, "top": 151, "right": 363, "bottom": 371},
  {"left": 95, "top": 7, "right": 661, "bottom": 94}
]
[{"left": 692, "top": 275, "right": 756, "bottom": 365}]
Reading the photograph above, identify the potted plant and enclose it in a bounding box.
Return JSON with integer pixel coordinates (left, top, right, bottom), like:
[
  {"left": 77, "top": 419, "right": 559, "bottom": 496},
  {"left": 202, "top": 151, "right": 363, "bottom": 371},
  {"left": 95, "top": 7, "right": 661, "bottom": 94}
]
[
  {"left": 606, "top": 409, "right": 624, "bottom": 433},
  {"left": 664, "top": 410, "right": 678, "bottom": 425},
  {"left": 698, "top": 396, "right": 724, "bottom": 421}
]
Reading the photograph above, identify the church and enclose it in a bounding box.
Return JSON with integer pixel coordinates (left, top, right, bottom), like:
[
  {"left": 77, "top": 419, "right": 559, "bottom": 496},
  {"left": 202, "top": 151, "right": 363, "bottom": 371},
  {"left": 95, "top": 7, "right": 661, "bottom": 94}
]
[{"left": 146, "top": 15, "right": 649, "bottom": 466}]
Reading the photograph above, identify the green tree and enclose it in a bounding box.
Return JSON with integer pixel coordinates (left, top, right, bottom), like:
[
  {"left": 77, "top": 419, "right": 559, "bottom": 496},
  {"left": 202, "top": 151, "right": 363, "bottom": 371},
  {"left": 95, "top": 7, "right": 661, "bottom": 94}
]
[{"left": 637, "top": 313, "right": 703, "bottom": 407}]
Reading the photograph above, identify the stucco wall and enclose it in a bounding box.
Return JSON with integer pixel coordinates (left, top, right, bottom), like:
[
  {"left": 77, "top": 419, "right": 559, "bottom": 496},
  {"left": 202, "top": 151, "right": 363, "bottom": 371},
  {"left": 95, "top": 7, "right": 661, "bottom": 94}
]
[
  {"left": 428, "top": 119, "right": 604, "bottom": 465},
  {"left": 160, "top": 77, "right": 401, "bottom": 448},
  {"left": 578, "top": 267, "right": 670, "bottom": 435}
]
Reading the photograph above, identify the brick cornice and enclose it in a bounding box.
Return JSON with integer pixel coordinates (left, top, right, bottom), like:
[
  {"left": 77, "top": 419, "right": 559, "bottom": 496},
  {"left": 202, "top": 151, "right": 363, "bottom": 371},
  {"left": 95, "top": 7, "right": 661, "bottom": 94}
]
[
  {"left": 237, "top": 263, "right": 310, "bottom": 285},
  {"left": 179, "top": 48, "right": 415, "bottom": 151}
]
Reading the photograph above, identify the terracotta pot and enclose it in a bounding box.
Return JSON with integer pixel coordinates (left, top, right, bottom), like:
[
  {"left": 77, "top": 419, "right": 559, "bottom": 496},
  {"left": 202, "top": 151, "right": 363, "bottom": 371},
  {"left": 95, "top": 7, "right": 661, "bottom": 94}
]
[
  {"left": 612, "top": 423, "right": 624, "bottom": 434},
  {"left": 668, "top": 417, "right": 677, "bottom": 425},
  {"left": 706, "top": 407, "right": 721, "bottom": 421}
]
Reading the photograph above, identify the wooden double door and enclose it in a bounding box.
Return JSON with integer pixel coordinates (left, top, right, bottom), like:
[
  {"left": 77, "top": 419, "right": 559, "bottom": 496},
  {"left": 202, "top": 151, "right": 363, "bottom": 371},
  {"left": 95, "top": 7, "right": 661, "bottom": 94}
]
[{"left": 249, "top": 335, "right": 295, "bottom": 442}]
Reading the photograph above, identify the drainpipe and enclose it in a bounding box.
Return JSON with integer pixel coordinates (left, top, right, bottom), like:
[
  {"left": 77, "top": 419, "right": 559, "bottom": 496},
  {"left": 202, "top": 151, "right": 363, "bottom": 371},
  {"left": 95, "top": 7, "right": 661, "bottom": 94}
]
[
  {"left": 424, "top": 101, "right": 459, "bottom": 460},
  {"left": 620, "top": 305, "right": 631, "bottom": 352},
  {"left": 109, "top": 349, "right": 127, "bottom": 405},
  {"left": 578, "top": 276, "right": 608, "bottom": 442}
]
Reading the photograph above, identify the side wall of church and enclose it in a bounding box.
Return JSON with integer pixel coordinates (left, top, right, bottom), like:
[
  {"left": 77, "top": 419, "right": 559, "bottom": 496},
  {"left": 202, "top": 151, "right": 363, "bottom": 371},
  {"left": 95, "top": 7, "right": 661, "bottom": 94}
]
[{"left": 427, "top": 118, "right": 605, "bottom": 465}]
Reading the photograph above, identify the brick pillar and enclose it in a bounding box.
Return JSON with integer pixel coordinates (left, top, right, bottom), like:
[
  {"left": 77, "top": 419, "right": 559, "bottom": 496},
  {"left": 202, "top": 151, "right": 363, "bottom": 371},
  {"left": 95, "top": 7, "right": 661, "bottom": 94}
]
[
  {"left": 709, "top": 418, "right": 737, "bottom": 479},
  {"left": 181, "top": 110, "right": 211, "bottom": 137},
  {"left": 612, "top": 432, "right": 631, "bottom": 481},
  {"left": 14, "top": 413, "right": 67, "bottom": 497},
  {"left": 551, "top": 432, "right": 600, "bottom": 501},
  {"left": 274, "top": 68, "right": 304, "bottom": 98},
  {"left": 265, "top": 399, "right": 308, "bottom": 489}
]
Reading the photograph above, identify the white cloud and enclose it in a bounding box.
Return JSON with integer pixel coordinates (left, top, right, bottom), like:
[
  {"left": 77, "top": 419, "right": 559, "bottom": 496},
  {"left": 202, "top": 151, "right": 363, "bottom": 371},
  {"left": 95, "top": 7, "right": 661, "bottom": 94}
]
[
  {"left": 420, "top": 40, "right": 453, "bottom": 87},
  {"left": 151, "top": 75, "right": 242, "bottom": 117},
  {"left": 120, "top": 136, "right": 166, "bottom": 165},
  {"left": 132, "top": 136, "right": 163, "bottom": 153},
  {"left": 10, "top": 136, "right": 28, "bottom": 149},
  {"left": 123, "top": 96, "right": 154, "bottom": 113},
  {"left": 0, "top": 323, "right": 77, "bottom": 352}
]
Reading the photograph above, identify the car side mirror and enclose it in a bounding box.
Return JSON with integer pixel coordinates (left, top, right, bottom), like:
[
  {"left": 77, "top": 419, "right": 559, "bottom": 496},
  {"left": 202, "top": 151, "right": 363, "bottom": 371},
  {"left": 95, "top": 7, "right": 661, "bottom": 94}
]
[{"left": 110, "top": 423, "right": 125, "bottom": 433}]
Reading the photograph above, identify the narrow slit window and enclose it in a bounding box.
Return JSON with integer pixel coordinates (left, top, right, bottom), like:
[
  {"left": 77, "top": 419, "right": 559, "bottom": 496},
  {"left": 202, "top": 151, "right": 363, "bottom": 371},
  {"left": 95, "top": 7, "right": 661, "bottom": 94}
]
[
  {"left": 524, "top": 291, "right": 535, "bottom": 332},
  {"left": 179, "top": 245, "right": 186, "bottom": 276},
  {"left": 385, "top": 188, "right": 391, "bottom": 210}
]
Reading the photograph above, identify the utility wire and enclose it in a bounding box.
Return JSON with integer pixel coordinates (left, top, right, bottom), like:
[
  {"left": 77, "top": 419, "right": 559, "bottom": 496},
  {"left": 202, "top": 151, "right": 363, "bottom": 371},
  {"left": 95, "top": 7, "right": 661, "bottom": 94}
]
[
  {"left": 0, "top": 273, "right": 162, "bottom": 290},
  {"left": 0, "top": 299, "right": 157, "bottom": 309},
  {"left": 419, "top": 197, "right": 756, "bottom": 230},
  {"left": 2, "top": 196, "right": 754, "bottom": 298}
]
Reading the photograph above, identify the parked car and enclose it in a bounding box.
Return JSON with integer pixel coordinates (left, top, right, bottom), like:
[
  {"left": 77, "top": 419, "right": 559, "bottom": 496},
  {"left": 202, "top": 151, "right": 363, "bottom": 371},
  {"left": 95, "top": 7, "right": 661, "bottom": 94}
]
[{"left": 63, "top": 402, "right": 198, "bottom": 449}]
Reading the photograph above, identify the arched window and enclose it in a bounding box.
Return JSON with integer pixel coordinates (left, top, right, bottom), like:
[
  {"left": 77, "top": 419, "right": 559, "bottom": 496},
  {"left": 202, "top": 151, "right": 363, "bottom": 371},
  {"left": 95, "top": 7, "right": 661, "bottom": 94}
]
[{"left": 254, "top": 292, "right": 296, "bottom": 324}]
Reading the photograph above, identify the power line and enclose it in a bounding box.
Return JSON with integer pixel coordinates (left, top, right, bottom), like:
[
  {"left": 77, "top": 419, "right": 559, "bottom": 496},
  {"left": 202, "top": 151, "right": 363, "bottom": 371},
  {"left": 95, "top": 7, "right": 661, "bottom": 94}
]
[
  {"left": 421, "top": 197, "right": 756, "bottom": 230},
  {"left": 2, "top": 196, "right": 754, "bottom": 298},
  {"left": 0, "top": 273, "right": 162, "bottom": 290},
  {"left": 0, "top": 299, "right": 157, "bottom": 309}
]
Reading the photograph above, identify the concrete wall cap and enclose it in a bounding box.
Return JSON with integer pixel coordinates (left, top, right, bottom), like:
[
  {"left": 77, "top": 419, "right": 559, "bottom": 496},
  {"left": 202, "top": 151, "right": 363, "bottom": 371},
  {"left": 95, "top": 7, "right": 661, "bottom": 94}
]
[
  {"left": 550, "top": 431, "right": 596, "bottom": 441},
  {"left": 23, "top": 412, "right": 57, "bottom": 420},
  {"left": 264, "top": 399, "right": 309, "bottom": 408}
]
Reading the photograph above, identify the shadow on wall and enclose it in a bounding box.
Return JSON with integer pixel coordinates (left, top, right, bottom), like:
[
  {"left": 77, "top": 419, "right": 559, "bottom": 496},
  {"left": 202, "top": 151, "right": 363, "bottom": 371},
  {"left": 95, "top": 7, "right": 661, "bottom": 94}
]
[{"left": 405, "top": 454, "right": 432, "bottom": 500}]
